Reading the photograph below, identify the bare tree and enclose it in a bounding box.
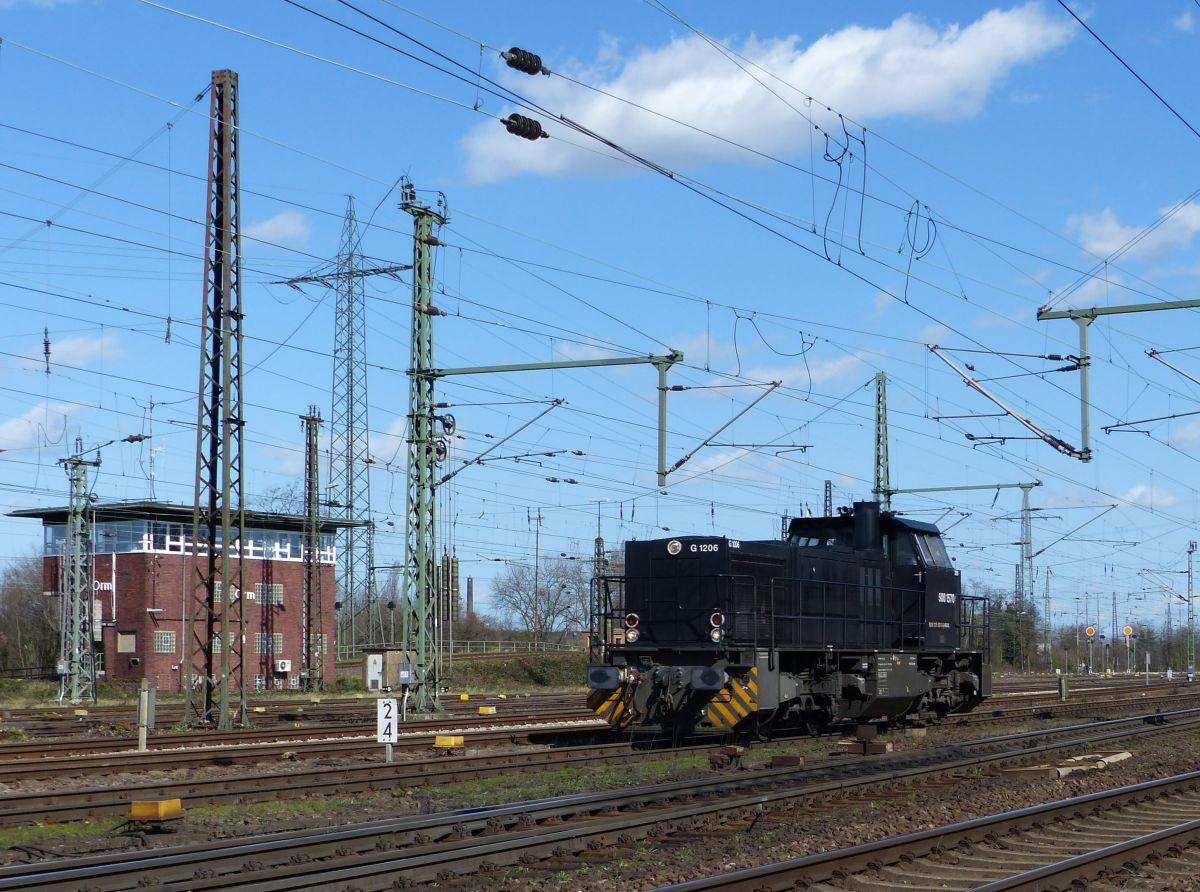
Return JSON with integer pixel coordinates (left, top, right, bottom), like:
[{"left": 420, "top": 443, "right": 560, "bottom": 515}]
[
  {"left": 489, "top": 557, "right": 591, "bottom": 641},
  {"left": 255, "top": 480, "right": 304, "bottom": 515},
  {"left": 0, "top": 552, "right": 58, "bottom": 671}
]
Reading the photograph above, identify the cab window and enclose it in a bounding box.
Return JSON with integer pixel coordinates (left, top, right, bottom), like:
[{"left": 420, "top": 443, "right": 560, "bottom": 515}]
[
  {"left": 916, "top": 533, "right": 952, "bottom": 568},
  {"left": 890, "top": 532, "right": 918, "bottom": 565}
]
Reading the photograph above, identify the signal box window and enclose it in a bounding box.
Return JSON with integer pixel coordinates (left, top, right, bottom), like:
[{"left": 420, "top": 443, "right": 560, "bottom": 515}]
[
  {"left": 255, "top": 632, "right": 283, "bottom": 654},
  {"left": 153, "top": 630, "right": 176, "bottom": 653}
]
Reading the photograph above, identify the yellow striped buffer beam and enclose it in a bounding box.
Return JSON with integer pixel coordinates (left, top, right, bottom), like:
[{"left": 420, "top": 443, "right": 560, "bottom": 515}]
[
  {"left": 587, "top": 684, "right": 634, "bottom": 729},
  {"left": 703, "top": 666, "right": 758, "bottom": 731}
]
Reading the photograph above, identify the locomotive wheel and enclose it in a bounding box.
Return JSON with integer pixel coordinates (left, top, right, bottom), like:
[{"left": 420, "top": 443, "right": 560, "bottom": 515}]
[{"left": 802, "top": 710, "right": 829, "bottom": 737}]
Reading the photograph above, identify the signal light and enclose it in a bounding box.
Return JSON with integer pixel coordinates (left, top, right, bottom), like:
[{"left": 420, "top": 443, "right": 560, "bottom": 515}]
[
  {"left": 502, "top": 47, "right": 545, "bottom": 76},
  {"left": 625, "top": 613, "right": 639, "bottom": 628},
  {"left": 710, "top": 612, "right": 724, "bottom": 628},
  {"left": 502, "top": 113, "right": 548, "bottom": 141}
]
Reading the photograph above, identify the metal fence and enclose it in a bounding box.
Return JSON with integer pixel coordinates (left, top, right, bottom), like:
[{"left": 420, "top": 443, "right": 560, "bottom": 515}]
[
  {"left": 337, "top": 639, "right": 579, "bottom": 661},
  {"left": 0, "top": 666, "right": 58, "bottom": 680}
]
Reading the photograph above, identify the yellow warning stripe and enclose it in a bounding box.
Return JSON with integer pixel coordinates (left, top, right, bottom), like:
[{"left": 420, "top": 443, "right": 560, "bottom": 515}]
[
  {"left": 703, "top": 666, "right": 759, "bottom": 730},
  {"left": 589, "top": 686, "right": 634, "bottom": 728}
]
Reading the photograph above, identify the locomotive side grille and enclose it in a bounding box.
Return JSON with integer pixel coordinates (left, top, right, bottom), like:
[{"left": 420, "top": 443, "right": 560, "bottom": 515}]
[{"left": 703, "top": 666, "right": 758, "bottom": 729}]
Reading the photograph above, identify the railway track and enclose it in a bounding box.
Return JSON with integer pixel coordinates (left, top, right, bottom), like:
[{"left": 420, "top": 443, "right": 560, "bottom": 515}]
[
  {"left": 658, "top": 770, "right": 1200, "bottom": 890},
  {"left": 0, "top": 692, "right": 584, "bottom": 737},
  {"left": 949, "top": 688, "right": 1200, "bottom": 726},
  {"left": 0, "top": 738, "right": 712, "bottom": 827},
  {"left": 0, "top": 708, "right": 600, "bottom": 759},
  {"left": 3, "top": 708, "right": 1198, "bottom": 889},
  {"left": 0, "top": 717, "right": 609, "bottom": 784},
  {"left": 6, "top": 683, "right": 1188, "bottom": 782}
]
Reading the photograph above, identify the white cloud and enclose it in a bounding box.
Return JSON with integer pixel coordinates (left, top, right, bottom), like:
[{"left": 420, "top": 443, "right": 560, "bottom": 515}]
[
  {"left": 1047, "top": 270, "right": 1126, "bottom": 309},
  {"left": 1117, "top": 483, "right": 1178, "bottom": 508},
  {"left": 1172, "top": 8, "right": 1195, "bottom": 32},
  {"left": 918, "top": 323, "right": 950, "bottom": 342},
  {"left": 245, "top": 210, "right": 310, "bottom": 248},
  {"left": 663, "top": 331, "right": 738, "bottom": 364},
  {"left": 368, "top": 415, "right": 407, "bottom": 468},
  {"left": 52, "top": 332, "right": 122, "bottom": 367},
  {"left": 1066, "top": 202, "right": 1200, "bottom": 261},
  {"left": 0, "top": 402, "right": 79, "bottom": 450},
  {"left": 670, "top": 447, "right": 789, "bottom": 488},
  {"left": 462, "top": 4, "right": 1071, "bottom": 181},
  {"left": 13, "top": 331, "right": 120, "bottom": 373},
  {"left": 743, "top": 352, "right": 863, "bottom": 389},
  {"left": 551, "top": 341, "right": 625, "bottom": 362},
  {"left": 1169, "top": 419, "right": 1200, "bottom": 448}
]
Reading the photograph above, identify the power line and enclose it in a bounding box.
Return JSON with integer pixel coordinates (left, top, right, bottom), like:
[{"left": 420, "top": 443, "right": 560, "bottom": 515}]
[{"left": 1054, "top": 0, "right": 1200, "bottom": 143}]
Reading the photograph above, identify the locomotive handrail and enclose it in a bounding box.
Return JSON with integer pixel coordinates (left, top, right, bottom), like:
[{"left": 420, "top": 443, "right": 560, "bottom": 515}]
[{"left": 608, "top": 571, "right": 930, "bottom": 652}]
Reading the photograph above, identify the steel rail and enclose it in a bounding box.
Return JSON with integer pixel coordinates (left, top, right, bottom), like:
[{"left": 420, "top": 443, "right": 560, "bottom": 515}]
[
  {"left": 0, "top": 710, "right": 601, "bottom": 759},
  {"left": 0, "top": 739, "right": 718, "bottom": 826},
  {"left": 3, "top": 710, "right": 1199, "bottom": 890},
  {"left": 954, "top": 689, "right": 1200, "bottom": 726},
  {"left": 0, "top": 719, "right": 608, "bottom": 781},
  {"left": 973, "top": 817, "right": 1200, "bottom": 890},
  {"left": 7, "top": 707, "right": 1196, "bottom": 827},
  {"left": 655, "top": 771, "right": 1200, "bottom": 890}
]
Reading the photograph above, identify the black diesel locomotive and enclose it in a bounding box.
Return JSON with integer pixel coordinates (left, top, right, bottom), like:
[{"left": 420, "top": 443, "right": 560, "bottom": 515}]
[{"left": 586, "top": 501, "right": 989, "bottom": 735}]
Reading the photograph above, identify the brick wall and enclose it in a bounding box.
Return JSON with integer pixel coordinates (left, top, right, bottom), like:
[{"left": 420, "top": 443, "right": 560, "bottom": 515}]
[{"left": 43, "top": 553, "right": 337, "bottom": 693}]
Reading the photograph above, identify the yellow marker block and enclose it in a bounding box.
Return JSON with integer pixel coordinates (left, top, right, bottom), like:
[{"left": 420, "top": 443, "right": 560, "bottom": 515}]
[
  {"left": 459, "top": 693, "right": 469, "bottom": 701},
  {"left": 478, "top": 706, "right": 497, "bottom": 716},
  {"left": 434, "top": 735, "right": 464, "bottom": 748},
  {"left": 497, "top": 694, "right": 507, "bottom": 700},
  {"left": 252, "top": 706, "right": 266, "bottom": 713},
  {"left": 73, "top": 709, "right": 88, "bottom": 716},
  {"left": 130, "top": 799, "right": 183, "bottom": 822}
]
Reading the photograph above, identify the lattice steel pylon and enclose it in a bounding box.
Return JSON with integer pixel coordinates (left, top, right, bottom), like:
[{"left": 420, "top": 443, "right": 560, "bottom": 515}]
[
  {"left": 301, "top": 407, "right": 325, "bottom": 691},
  {"left": 58, "top": 445, "right": 99, "bottom": 704},
  {"left": 401, "top": 183, "right": 448, "bottom": 713},
  {"left": 330, "top": 196, "right": 381, "bottom": 657},
  {"left": 873, "top": 372, "right": 890, "bottom": 510},
  {"left": 186, "top": 69, "right": 247, "bottom": 730}
]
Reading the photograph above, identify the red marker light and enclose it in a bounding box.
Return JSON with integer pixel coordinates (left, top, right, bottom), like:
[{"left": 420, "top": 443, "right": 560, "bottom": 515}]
[
  {"left": 710, "top": 612, "right": 724, "bottom": 628},
  {"left": 625, "top": 613, "right": 639, "bottom": 628}
]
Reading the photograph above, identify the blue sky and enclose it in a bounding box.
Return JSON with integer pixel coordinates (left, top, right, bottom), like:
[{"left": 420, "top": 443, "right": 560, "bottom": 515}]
[{"left": 1, "top": 1, "right": 1198, "bottom": 635}]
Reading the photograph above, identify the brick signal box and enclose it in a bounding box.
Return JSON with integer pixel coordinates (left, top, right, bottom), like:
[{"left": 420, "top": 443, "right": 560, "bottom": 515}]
[{"left": 12, "top": 501, "right": 359, "bottom": 692}]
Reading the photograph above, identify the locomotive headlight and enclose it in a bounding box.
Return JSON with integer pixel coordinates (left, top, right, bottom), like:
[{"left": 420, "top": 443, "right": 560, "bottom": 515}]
[
  {"left": 667, "top": 539, "right": 682, "bottom": 556},
  {"left": 709, "top": 628, "right": 724, "bottom": 643},
  {"left": 625, "top": 628, "right": 640, "bottom": 644}
]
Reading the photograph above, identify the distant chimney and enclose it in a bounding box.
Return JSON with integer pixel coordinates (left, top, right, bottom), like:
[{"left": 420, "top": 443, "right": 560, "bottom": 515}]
[{"left": 466, "top": 577, "right": 474, "bottom": 617}]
